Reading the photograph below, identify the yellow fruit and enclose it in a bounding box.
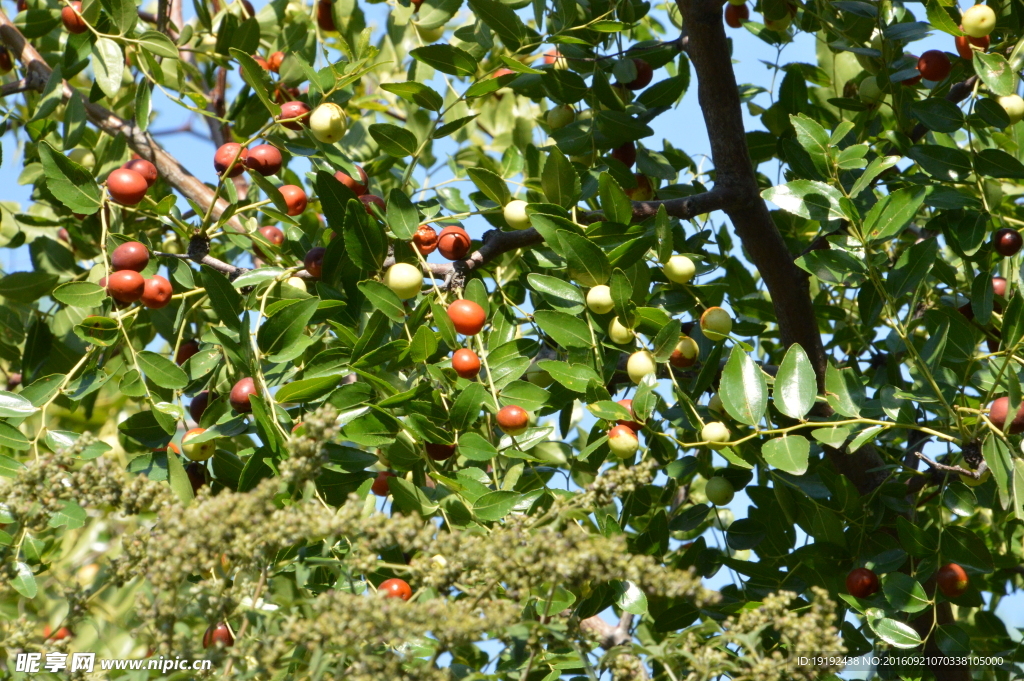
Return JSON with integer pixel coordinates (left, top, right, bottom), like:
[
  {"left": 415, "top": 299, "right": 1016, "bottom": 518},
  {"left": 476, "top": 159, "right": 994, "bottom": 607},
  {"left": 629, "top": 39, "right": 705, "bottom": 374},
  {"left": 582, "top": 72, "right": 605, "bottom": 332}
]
[
  {"left": 587, "top": 285, "right": 614, "bottom": 314},
  {"left": 627, "top": 350, "right": 656, "bottom": 383},
  {"left": 608, "top": 317, "right": 633, "bottom": 344}
]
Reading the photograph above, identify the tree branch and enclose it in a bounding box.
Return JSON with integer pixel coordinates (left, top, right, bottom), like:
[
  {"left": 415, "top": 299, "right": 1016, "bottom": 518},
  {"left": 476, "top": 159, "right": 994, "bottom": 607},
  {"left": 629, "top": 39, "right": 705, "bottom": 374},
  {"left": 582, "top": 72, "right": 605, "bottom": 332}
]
[{"left": 675, "top": 0, "right": 826, "bottom": 388}]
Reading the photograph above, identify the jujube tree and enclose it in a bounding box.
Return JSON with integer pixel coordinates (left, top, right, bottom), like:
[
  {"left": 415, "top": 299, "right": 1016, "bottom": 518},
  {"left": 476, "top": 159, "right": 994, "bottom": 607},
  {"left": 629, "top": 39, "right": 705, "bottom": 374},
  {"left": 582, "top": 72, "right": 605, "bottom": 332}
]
[{"left": 1, "top": 0, "right": 1024, "bottom": 679}]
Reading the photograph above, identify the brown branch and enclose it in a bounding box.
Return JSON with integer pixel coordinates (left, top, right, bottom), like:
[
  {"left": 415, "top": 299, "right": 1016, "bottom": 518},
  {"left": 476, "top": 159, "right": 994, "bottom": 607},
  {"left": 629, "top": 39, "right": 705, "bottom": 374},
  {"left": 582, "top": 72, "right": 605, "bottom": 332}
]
[
  {"left": 915, "top": 452, "right": 988, "bottom": 479},
  {"left": 0, "top": 8, "right": 242, "bottom": 234},
  {"left": 0, "top": 78, "right": 32, "bottom": 96},
  {"left": 579, "top": 612, "right": 634, "bottom": 649},
  {"left": 676, "top": 0, "right": 826, "bottom": 388}
]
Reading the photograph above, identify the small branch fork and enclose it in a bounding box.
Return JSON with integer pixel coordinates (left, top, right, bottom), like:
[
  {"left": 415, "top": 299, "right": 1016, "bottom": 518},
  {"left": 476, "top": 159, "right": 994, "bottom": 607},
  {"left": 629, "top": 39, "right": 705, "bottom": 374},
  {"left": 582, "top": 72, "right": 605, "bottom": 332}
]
[{"left": 914, "top": 452, "right": 989, "bottom": 480}]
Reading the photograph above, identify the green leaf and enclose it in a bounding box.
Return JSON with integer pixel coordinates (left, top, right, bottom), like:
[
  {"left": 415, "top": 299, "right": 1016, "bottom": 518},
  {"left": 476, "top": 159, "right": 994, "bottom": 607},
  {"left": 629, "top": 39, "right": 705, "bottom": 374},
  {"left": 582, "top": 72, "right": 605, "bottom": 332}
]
[
  {"left": 849, "top": 155, "right": 900, "bottom": 198},
  {"left": 38, "top": 142, "right": 101, "bottom": 214},
  {"left": 52, "top": 281, "right": 106, "bottom": 308},
  {"left": 386, "top": 188, "right": 419, "bottom": 240},
  {"left": 825, "top": 363, "right": 864, "bottom": 417},
  {"left": 450, "top": 383, "right": 488, "bottom": 431},
  {"left": 0, "top": 271, "right": 59, "bottom": 303},
  {"left": 201, "top": 266, "right": 242, "bottom": 330},
  {"left": 231, "top": 48, "right": 282, "bottom": 116},
  {"left": 911, "top": 98, "right": 964, "bottom": 133},
  {"left": 380, "top": 82, "right": 445, "bottom": 111},
  {"left": 612, "top": 580, "right": 648, "bottom": 615},
  {"left": 941, "top": 525, "right": 993, "bottom": 572},
  {"left": 526, "top": 274, "right": 585, "bottom": 314},
  {"left": 533, "top": 310, "right": 593, "bottom": 348},
  {"left": 542, "top": 147, "right": 581, "bottom": 208},
  {"left": 652, "top": 318, "right": 682, "bottom": 362},
  {"left": 11, "top": 561, "right": 37, "bottom": 598},
  {"left": 275, "top": 375, "right": 342, "bottom": 403},
  {"left": 467, "top": 0, "right": 538, "bottom": 51},
  {"left": 761, "top": 435, "right": 810, "bottom": 475},
  {"left": 137, "top": 30, "right": 179, "bottom": 58},
  {"left": 636, "top": 75, "right": 688, "bottom": 108},
  {"left": 344, "top": 199, "right": 387, "bottom": 271},
  {"left": 790, "top": 113, "right": 830, "bottom": 174},
  {"left": 410, "top": 44, "right": 478, "bottom": 77},
  {"left": 389, "top": 476, "right": 439, "bottom": 516},
  {"left": 369, "top": 123, "right": 419, "bottom": 158},
  {"left": 409, "top": 325, "right": 438, "bottom": 363},
  {"left": 719, "top": 346, "right": 768, "bottom": 426},
  {"left": 867, "top": 615, "right": 923, "bottom": 649},
  {"left": 458, "top": 431, "right": 499, "bottom": 461},
  {"left": 358, "top": 280, "right": 407, "bottom": 322},
  {"left": 975, "top": 149, "right": 1024, "bottom": 179},
  {"left": 761, "top": 180, "right": 848, "bottom": 222},
  {"left": 0, "top": 421, "right": 30, "bottom": 450},
  {"left": 774, "top": 344, "right": 816, "bottom": 419},
  {"left": 91, "top": 37, "right": 124, "bottom": 99},
  {"left": 258, "top": 298, "right": 319, "bottom": 356},
  {"left": 924, "top": 0, "right": 963, "bottom": 36},
  {"left": 907, "top": 144, "right": 973, "bottom": 181},
  {"left": 467, "top": 167, "right": 512, "bottom": 206},
  {"left": 557, "top": 231, "right": 610, "bottom": 287},
  {"left": 474, "top": 490, "right": 520, "bottom": 521},
  {"left": 974, "top": 51, "right": 1016, "bottom": 96},
  {"left": 942, "top": 481, "right": 977, "bottom": 516},
  {"left": 0, "top": 390, "right": 38, "bottom": 418},
  {"left": 599, "top": 172, "right": 633, "bottom": 225},
  {"left": 166, "top": 447, "right": 195, "bottom": 503},
  {"left": 133, "top": 81, "right": 152, "bottom": 133},
  {"left": 136, "top": 351, "right": 188, "bottom": 390},
  {"left": 864, "top": 186, "right": 927, "bottom": 242},
  {"left": 538, "top": 360, "right": 601, "bottom": 392}
]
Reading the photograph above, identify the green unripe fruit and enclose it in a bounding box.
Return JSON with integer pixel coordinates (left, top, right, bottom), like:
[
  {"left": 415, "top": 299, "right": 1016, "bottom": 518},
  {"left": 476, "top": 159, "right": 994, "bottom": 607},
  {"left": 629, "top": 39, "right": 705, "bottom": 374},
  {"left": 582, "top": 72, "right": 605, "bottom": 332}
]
[
  {"left": 587, "top": 285, "right": 614, "bottom": 314},
  {"left": 663, "top": 255, "right": 696, "bottom": 284},
  {"left": 705, "top": 476, "right": 735, "bottom": 505},
  {"left": 608, "top": 317, "right": 633, "bottom": 344},
  {"left": 701, "top": 421, "right": 730, "bottom": 449},
  {"left": 627, "top": 350, "right": 656, "bottom": 383},
  {"left": 383, "top": 262, "right": 423, "bottom": 300},
  {"left": 503, "top": 200, "right": 531, "bottom": 230},
  {"left": 309, "top": 103, "right": 348, "bottom": 144}
]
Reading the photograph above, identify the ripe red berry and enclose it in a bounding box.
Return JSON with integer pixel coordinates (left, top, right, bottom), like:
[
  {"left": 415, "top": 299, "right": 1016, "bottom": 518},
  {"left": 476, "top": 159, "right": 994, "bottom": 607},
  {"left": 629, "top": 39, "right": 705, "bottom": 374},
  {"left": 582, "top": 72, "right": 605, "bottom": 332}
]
[
  {"left": 106, "top": 270, "right": 146, "bottom": 303},
  {"left": 214, "top": 143, "right": 248, "bottom": 177},
  {"left": 989, "top": 396, "right": 1024, "bottom": 433},
  {"left": 725, "top": 3, "right": 749, "bottom": 28},
  {"left": 917, "top": 50, "right": 952, "bottom": 81},
  {"left": 304, "top": 247, "right": 326, "bottom": 278},
  {"left": 413, "top": 224, "right": 438, "bottom": 255},
  {"left": 140, "top": 275, "right": 173, "bottom": 309},
  {"left": 229, "top": 377, "right": 257, "bottom": 413},
  {"left": 259, "top": 225, "right": 285, "bottom": 246},
  {"left": 280, "top": 184, "right": 307, "bottom": 216},
  {"left": 43, "top": 625, "right": 72, "bottom": 640},
  {"left": 845, "top": 567, "right": 880, "bottom": 598},
  {"left": 359, "top": 194, "right": 386, "bottom": 216},
  {"left": 111, "top": 241, "right": 150, "bottom": 272},
  {"left": 240, "top": 0, "right": 255, "bottom": 16},
  {"left": 610, "top": 141, "right": 636, "bottom": 168},
  {"left": 0, "top": 47, "right": 12, "bottom": 74},
  {"left": 955, "top": 30, "right": 989, "bottom": 60},
  {"left": 937, "top": 563, "right": 969, "bottom": 598},
  {"left": 335, "top": 166, "right": 369, "bottom": 195},
  {"left": 446, "top": 299, "right": 486, "bottom": 335},
  {"left": 176, "top": 339, "right": 200, "bottom": 365},
  {"left": 317, "top": 0, "right": 336, "bottom": 31},
  {"left": 993, "top": 276, "right": 1008, "bottom": 297},
  {"left": 378, "top": 577, "right": 412, "bottom": 600},
  {"left": 425, "top": 443, "right": 456, "bottom": 460},
  {"left": 107, "top": 168, "right": 149, "bottom": 205},
  {"left": 246, "top": 144, "right": 283, "bottom": 176},
  {"left": 278, "top": 101, "right": 311, "bottom": 130},
  {"left": 190, "top": 391, "right": 210, "bottom": 424},
  {"left": 61, "top": 1, "right": 87, "bottom": 33},
  {"left": 621, "top": 59, "right": 653, "bottom": 90},
  {"left": 993, "top": 228, "right": 1023, "bottom": 257},
  {"left": 451, "top": 349, "right": 481, "bottom": 378},
  {"left": 267, "top": 51, "right": 284, "bottom": 72},
  {"left": 496, "top": 404, "right": 529, "bottom": 435},
  {"left": 122, "top": 159, "right": 158, "bottom": 187},
  {"left": 616, "top": 398, "right": 643, "bottom": 431},
  {"left": 202, "top": 622, "right": 234, "bottom": 648},
  {"left": 372, "top": 470, "right": 396, "bottom": 496},
  {"left": 437, "top": 226, "right": 472, "bottom": 260}
]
